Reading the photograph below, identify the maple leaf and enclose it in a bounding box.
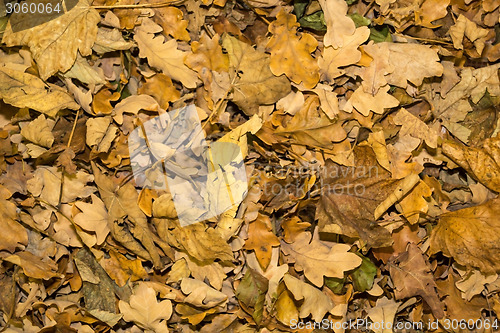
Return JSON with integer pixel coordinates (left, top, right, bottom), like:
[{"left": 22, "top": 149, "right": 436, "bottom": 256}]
[
  {"left": 430, "top": 198, "right": 500, "bottom": 274},
  {"left": 281, "top": 232, "right": 362, "bottom": 287},
  {"left": 266, "top": 10, "right": 319, "bottom": 89},
  {"left": 2, "top": 0, "right": 100, "bottom": 79},
  {"left": 119, "top": 283, "right": 172, "bottom": 333},
  {"left": 73, "top": 194, "right": 110, "bottom": 246}
]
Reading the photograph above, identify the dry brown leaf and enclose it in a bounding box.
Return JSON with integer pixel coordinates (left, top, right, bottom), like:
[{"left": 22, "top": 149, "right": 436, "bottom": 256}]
[
  {"left": 283, "top": 273, "right": 333, "bottom": 322},
  {"left": 222, "top": 34, "right": 291, "bottom": 115},
  {"left": 0, "top": 184, "right": 28, "bottom": 253},
  {"left": 20, "top": 115, "right": 54, "bottom": 148},
  {"left": 243, "top": 214, "right": 280, "bottom": 270},
  {"left": 389, "top": 243, "right": 444, "bottom": 318}
]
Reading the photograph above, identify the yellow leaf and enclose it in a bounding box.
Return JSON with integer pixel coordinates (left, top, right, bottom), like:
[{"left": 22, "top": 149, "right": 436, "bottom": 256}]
[
  {"left": 243, "top": 214, "right": 280, "bottom": 270},
  {"left": 266, "top": 10, "right": 319, "bottom": 89},
  {"left": 180, "top": 278, "right": 227, "bottom": 308},
  {"left": 344, "top": 84, "right": 399, "bottom": 117},
  {"left": 153, "top": 6, "right": 190, "bottom": 41},
  {"left": 2, "top": 0, "right": 100, "bottom": 79},
  {"left": 396, "top": 180, "right": 432, "bottom": 224},
  {"left": 138, "top": 74, "right": 180, "bottom": 110},
  {"left": 367, "top": 297, "right": 400, "bottom": 333},
  {"left": 100, "top": 250, "right": 148, "bottom": 287},
  {"left": 4, "top": 251, "right": 60, "bottom": 280}
]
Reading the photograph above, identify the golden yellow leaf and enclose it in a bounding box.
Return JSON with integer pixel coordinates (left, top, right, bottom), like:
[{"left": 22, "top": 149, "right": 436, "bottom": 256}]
[
  {"left": 138, "top": 74, "right": 180, "bottom": 110},
  {"left": 416, "top": 0, "right": 450, "bottom": 28},
  {"left": 266, "top": 10, "right": 319, "bottom": 89},
  {"left": 180, "top": 278, "right": 227, "bottom": 308},
  {"left": 153, "top": 6, "right": 190, "bottom": 41},
  {"left": 100, "top": 250, "right": 148, "bottom": 287},
  {"left": 344, "top": 84, "right": 399, "bottom": 116},
  {"left": 2, "top": 0, "right": 100, "bottom": 79},
  {"left": 396, "top": 180, "right": 432, "bottom": 224},
  {"left": 243, "top": 214, "right": 280, "bottom": 270}
]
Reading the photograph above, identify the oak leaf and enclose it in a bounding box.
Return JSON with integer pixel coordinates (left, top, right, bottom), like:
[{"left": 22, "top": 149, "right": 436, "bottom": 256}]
[
  {"left": 243, "top": 214, "right": 280, "bottom": 270},
  {"left": 283, "top": 273, "right": 333, "bottom": 322},
  {"left": 266, "top": 10, "right": 319, "bottom": 89},
  {"left": 344, "top": 84, "right": 400, "bottom": 117},
  {"left": 449, "top": 14, "right": 489, "bottom": 55},
  {"left": 134, "top": 18, "right": 198, "bottom": 89},
  {"left": 20, "top": 115, "right": 54, "bottom": 149},
  {"left": 319, "top": 26, "right": 370, "bottom": 81},
  {"left": 367, "top": 297, "right": 400, "bottom": 333},
  {"left": 318, "top": 0, "right": 356, "bottom": 48},
  {"left": 281, "top": 232, "right": 362, "bottom": 287}
]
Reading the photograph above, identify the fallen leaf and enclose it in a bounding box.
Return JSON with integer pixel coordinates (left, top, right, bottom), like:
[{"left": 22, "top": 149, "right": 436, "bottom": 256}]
[
  {"left": 267, "top": 10, "right": 319, "bottom": 89},
  {"left": 281, "top": 232, "right": 362, "bottom": 287},
  {"left": 2, "top": 0, "right": 100, "bottom": 79},
  {"left": 119, "top": 283, "right": 172, "bottom": 333}
]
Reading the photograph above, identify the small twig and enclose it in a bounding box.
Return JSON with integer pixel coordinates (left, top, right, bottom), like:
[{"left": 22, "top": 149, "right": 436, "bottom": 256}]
[
  {"left": 91, "top": 0, "right": 185, "bottom": 9},
  {"left": 67, "top": 109, "right": 80, "bottom": 148},
  {"left": 362, "top": 0, "right": 376, "bottom": 17},
  {"left": 393, "top": 33, "right": 452, "bottom": 45}
]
